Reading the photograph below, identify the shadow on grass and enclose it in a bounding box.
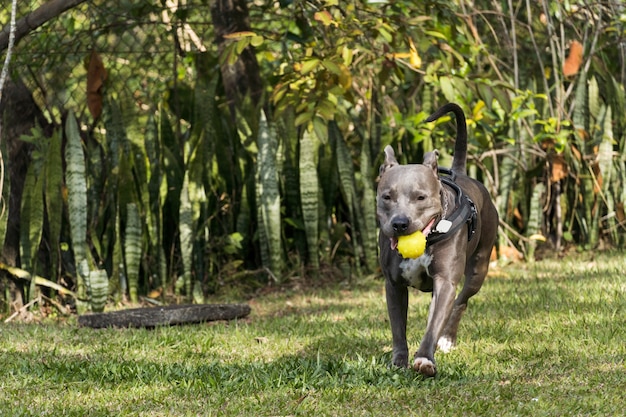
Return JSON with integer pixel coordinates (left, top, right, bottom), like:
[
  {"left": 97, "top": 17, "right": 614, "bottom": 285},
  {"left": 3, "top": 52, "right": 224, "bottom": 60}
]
[
  {"left": 3, "top": 255, "right": 625, "bottom": 415},
  {"left": 2, "top": 334, "right": 623, "bottom": 416},
  {"left": 0, "top": 343, "right": 433, "bottom": 415}
]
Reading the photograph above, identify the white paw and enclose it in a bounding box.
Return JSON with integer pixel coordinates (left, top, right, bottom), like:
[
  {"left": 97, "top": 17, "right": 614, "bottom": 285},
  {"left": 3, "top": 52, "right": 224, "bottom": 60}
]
[
  {"left": 412, "top": 357, "right": 436, "bottom": 377},
  {"left": 437, "top": 336, "right": 455, "bottom": 353}
]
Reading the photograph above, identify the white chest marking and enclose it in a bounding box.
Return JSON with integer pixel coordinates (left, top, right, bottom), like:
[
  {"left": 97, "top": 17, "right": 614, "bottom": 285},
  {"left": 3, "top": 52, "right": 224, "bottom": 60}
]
[{"left": 399, "top": 253, "right": 432, "bottom": 287}]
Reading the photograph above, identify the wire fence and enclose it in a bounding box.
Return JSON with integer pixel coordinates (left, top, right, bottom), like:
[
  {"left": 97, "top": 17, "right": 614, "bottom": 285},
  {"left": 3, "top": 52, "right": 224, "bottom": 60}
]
[{"left": 2, "top": 0, "right": 217, "bottom": 127}]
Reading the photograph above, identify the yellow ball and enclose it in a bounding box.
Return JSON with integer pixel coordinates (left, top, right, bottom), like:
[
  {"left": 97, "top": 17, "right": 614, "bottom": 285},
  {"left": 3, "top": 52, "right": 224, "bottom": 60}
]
[{"left": 397, "top": 231, "right": 427, "bottom": 259}]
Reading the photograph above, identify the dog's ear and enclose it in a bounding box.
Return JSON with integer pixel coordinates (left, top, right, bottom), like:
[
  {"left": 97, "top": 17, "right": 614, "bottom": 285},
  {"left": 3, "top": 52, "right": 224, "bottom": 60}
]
[
  {"left": 379, "top": 145, "right": 398, "bottom": 176},
  {"left": 423, "top": 150, "right": 440, "bottom": 175}
]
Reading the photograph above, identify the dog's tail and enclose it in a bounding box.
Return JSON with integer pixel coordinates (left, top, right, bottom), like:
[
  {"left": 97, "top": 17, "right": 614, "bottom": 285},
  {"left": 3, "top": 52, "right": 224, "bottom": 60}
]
[{"left": 425, "top": 103, "right": 467, "bottom": 175}]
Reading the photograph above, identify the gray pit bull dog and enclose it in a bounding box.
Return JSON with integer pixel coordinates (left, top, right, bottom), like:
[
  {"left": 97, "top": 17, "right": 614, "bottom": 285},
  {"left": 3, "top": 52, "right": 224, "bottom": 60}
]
[{"left": 377, "top": 103, "right": 498, "bottom": 377}]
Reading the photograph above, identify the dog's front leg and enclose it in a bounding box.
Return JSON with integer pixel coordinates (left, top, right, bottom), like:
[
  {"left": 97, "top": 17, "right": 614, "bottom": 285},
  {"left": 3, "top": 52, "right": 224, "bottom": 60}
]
[
  {"left": 385, "top": 278, "right": 409, "bottom": 368},
  {"left": 413, "top": 276, "right": 456, "bottom": 376}
]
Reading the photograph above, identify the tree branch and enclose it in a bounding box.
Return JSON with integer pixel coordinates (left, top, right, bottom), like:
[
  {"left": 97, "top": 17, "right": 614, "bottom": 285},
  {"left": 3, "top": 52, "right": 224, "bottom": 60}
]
[{"left": 0, "top": 0, "right": 88, "bottom": 52}]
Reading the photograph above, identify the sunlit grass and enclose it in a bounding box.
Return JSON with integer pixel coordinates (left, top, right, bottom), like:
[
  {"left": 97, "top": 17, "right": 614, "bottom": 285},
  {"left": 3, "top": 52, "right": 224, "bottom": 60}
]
[{"left": 1, "top": 251, "right": 624, "bottom": 416}]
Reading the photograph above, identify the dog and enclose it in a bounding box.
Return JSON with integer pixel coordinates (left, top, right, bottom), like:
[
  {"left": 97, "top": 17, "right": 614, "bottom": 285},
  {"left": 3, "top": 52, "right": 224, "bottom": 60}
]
[{"left": 376, "top": 103, "right": 498, "bottom": 377}]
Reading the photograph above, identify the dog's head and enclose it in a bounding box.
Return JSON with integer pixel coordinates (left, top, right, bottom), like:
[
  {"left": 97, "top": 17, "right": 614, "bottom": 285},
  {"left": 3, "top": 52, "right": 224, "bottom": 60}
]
[{"left": 376, "top": 146, "right": 443, "bottom": 245}]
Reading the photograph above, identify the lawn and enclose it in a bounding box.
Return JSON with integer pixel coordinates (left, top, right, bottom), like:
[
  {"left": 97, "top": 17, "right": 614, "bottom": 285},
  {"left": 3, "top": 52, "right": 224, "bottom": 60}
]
[{"left": 1, "top": 252, "right": 624, "bottom": 416}]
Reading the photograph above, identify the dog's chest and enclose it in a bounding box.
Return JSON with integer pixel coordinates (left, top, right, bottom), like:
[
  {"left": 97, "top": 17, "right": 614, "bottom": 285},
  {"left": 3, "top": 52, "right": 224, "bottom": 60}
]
[{"left": 399, "top": 254, "right": 432, "bottom": 287}]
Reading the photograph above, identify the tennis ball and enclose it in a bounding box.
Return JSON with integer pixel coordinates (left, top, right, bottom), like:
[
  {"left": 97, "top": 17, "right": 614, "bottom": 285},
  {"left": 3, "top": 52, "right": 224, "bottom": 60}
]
[{"left": 397, "top": 230, "right": 426, "bottom": 259}]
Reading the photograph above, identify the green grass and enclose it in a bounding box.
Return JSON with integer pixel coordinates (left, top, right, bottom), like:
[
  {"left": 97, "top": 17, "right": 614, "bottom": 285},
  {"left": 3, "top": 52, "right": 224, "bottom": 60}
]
[{"left": 1, "top": 252, "right": 624, "bottom": 416}]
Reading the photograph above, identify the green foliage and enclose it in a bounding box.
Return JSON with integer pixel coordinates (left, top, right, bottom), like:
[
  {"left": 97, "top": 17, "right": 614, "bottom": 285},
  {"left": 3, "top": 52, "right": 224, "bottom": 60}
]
[{"left": 2, "top": 0, "right": 626, "bottom": 308}]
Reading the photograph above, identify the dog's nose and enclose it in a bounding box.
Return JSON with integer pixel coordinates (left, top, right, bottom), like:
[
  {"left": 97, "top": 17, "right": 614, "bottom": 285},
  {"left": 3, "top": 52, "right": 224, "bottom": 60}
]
[{"left": 392, "top": 216, "right": 410, "bottom": 233}]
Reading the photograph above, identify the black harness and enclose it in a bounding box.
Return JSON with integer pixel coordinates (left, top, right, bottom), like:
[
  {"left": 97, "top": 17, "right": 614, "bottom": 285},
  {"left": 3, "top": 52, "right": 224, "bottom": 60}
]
[{"left": 426, "top": 168, "right": 478, "bottom": 246}]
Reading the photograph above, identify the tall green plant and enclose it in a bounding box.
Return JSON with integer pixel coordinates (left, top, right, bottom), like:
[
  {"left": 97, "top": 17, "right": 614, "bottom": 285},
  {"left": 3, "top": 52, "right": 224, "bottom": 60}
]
[
  {"left": 64, "top": 111, "right": 90, "bottom": 308},
  {"left": 44, "top": 130, "right": 64, "bottom": 285},
  {"left": 124, "top": 202, "right": 141, "bottom": 303},
  {"left": 18, "top": 133, "right": 44, "bottom": 278},
  {"left": 299, "top": 125, "right": 321, "bottom": 274},
  {"left": 65, "top": 112, "right": 109, "bottom": 312},
  {"left": 333, "top": 122, "right": 362, "bottom": 273},
  {"left": 18, "top": 142, "right": 44, "bottom": 300},
  {"left": 256, "top": 110, "right": 283, "bottom": 279}
]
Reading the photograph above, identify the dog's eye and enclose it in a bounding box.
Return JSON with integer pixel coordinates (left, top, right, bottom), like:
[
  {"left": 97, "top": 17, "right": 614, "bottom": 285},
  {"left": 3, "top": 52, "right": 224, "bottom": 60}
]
[
  {"left": 410, "top": 192, "right": 426, "bottom": 202},
  {"left": 383, "top": 194, "right": 392, "bottom": 201}
]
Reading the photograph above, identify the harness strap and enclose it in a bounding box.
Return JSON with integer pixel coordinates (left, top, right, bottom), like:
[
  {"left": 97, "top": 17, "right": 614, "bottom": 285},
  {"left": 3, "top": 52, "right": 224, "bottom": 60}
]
[{"left": 426, "top": 169, "right": 478, "bottom": 246}]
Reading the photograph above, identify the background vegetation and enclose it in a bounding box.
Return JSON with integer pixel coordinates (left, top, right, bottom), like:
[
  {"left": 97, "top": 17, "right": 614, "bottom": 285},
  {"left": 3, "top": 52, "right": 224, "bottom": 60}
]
[
  {"left": 0, "top": 0, "right": 625, "bottom": 313},
  {"left": 1, "top": 252, "right": 624, "bottom": 415}
]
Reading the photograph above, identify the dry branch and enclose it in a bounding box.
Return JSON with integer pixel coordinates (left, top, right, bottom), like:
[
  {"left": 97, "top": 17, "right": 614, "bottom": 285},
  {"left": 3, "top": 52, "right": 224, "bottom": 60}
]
[
  {"left": 78, "top": 303, "right": 252, "bottom": 328},
  {"left": 0, "top": 0, "right": 88, "bottom": 52}
]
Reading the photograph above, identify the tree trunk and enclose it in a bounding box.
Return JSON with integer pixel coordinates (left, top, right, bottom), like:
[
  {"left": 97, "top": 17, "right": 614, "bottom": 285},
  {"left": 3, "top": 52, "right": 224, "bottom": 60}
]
[
  {"left": 0, "top": 79, "right": 51, "bottom": 310},
  {"left": 210, "top": 0, "right": 263, "bottom": 114}
]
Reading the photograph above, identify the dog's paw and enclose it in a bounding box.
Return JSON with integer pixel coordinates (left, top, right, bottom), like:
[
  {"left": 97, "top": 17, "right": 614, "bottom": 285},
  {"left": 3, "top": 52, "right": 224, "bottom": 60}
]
[
  {"left": 437, "top": 336, "right": 456, "bottom": 353},
  {"left": 391, "top": 353, "right": 409, "bottom": 369},
  {"left": 412, "top": 357, "right": 437, "bottom": 377}
]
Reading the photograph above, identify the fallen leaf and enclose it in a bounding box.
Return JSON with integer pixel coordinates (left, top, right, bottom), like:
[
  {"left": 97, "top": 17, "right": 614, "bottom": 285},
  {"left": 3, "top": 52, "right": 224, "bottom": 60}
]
[
  {"left": 498, "top": 246, "right": 524, "bottom": 261},
  {"left": 148, "top": 288, "right": 162, "bottom": 299},
  {"left": 529, "top": 234, "right": 547, "bottom": 242},
  {"left": 563, "top": 40, "right": 583, "bottom": 77},
  {"left": 314, "top": 10, "right": 335, "bottom": 27},
  {"left": 87, "top": 50, "right": 107, "bottom": 119},
  {"left": 550, "top": 154, "right": 568, "bottom": 183}
]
